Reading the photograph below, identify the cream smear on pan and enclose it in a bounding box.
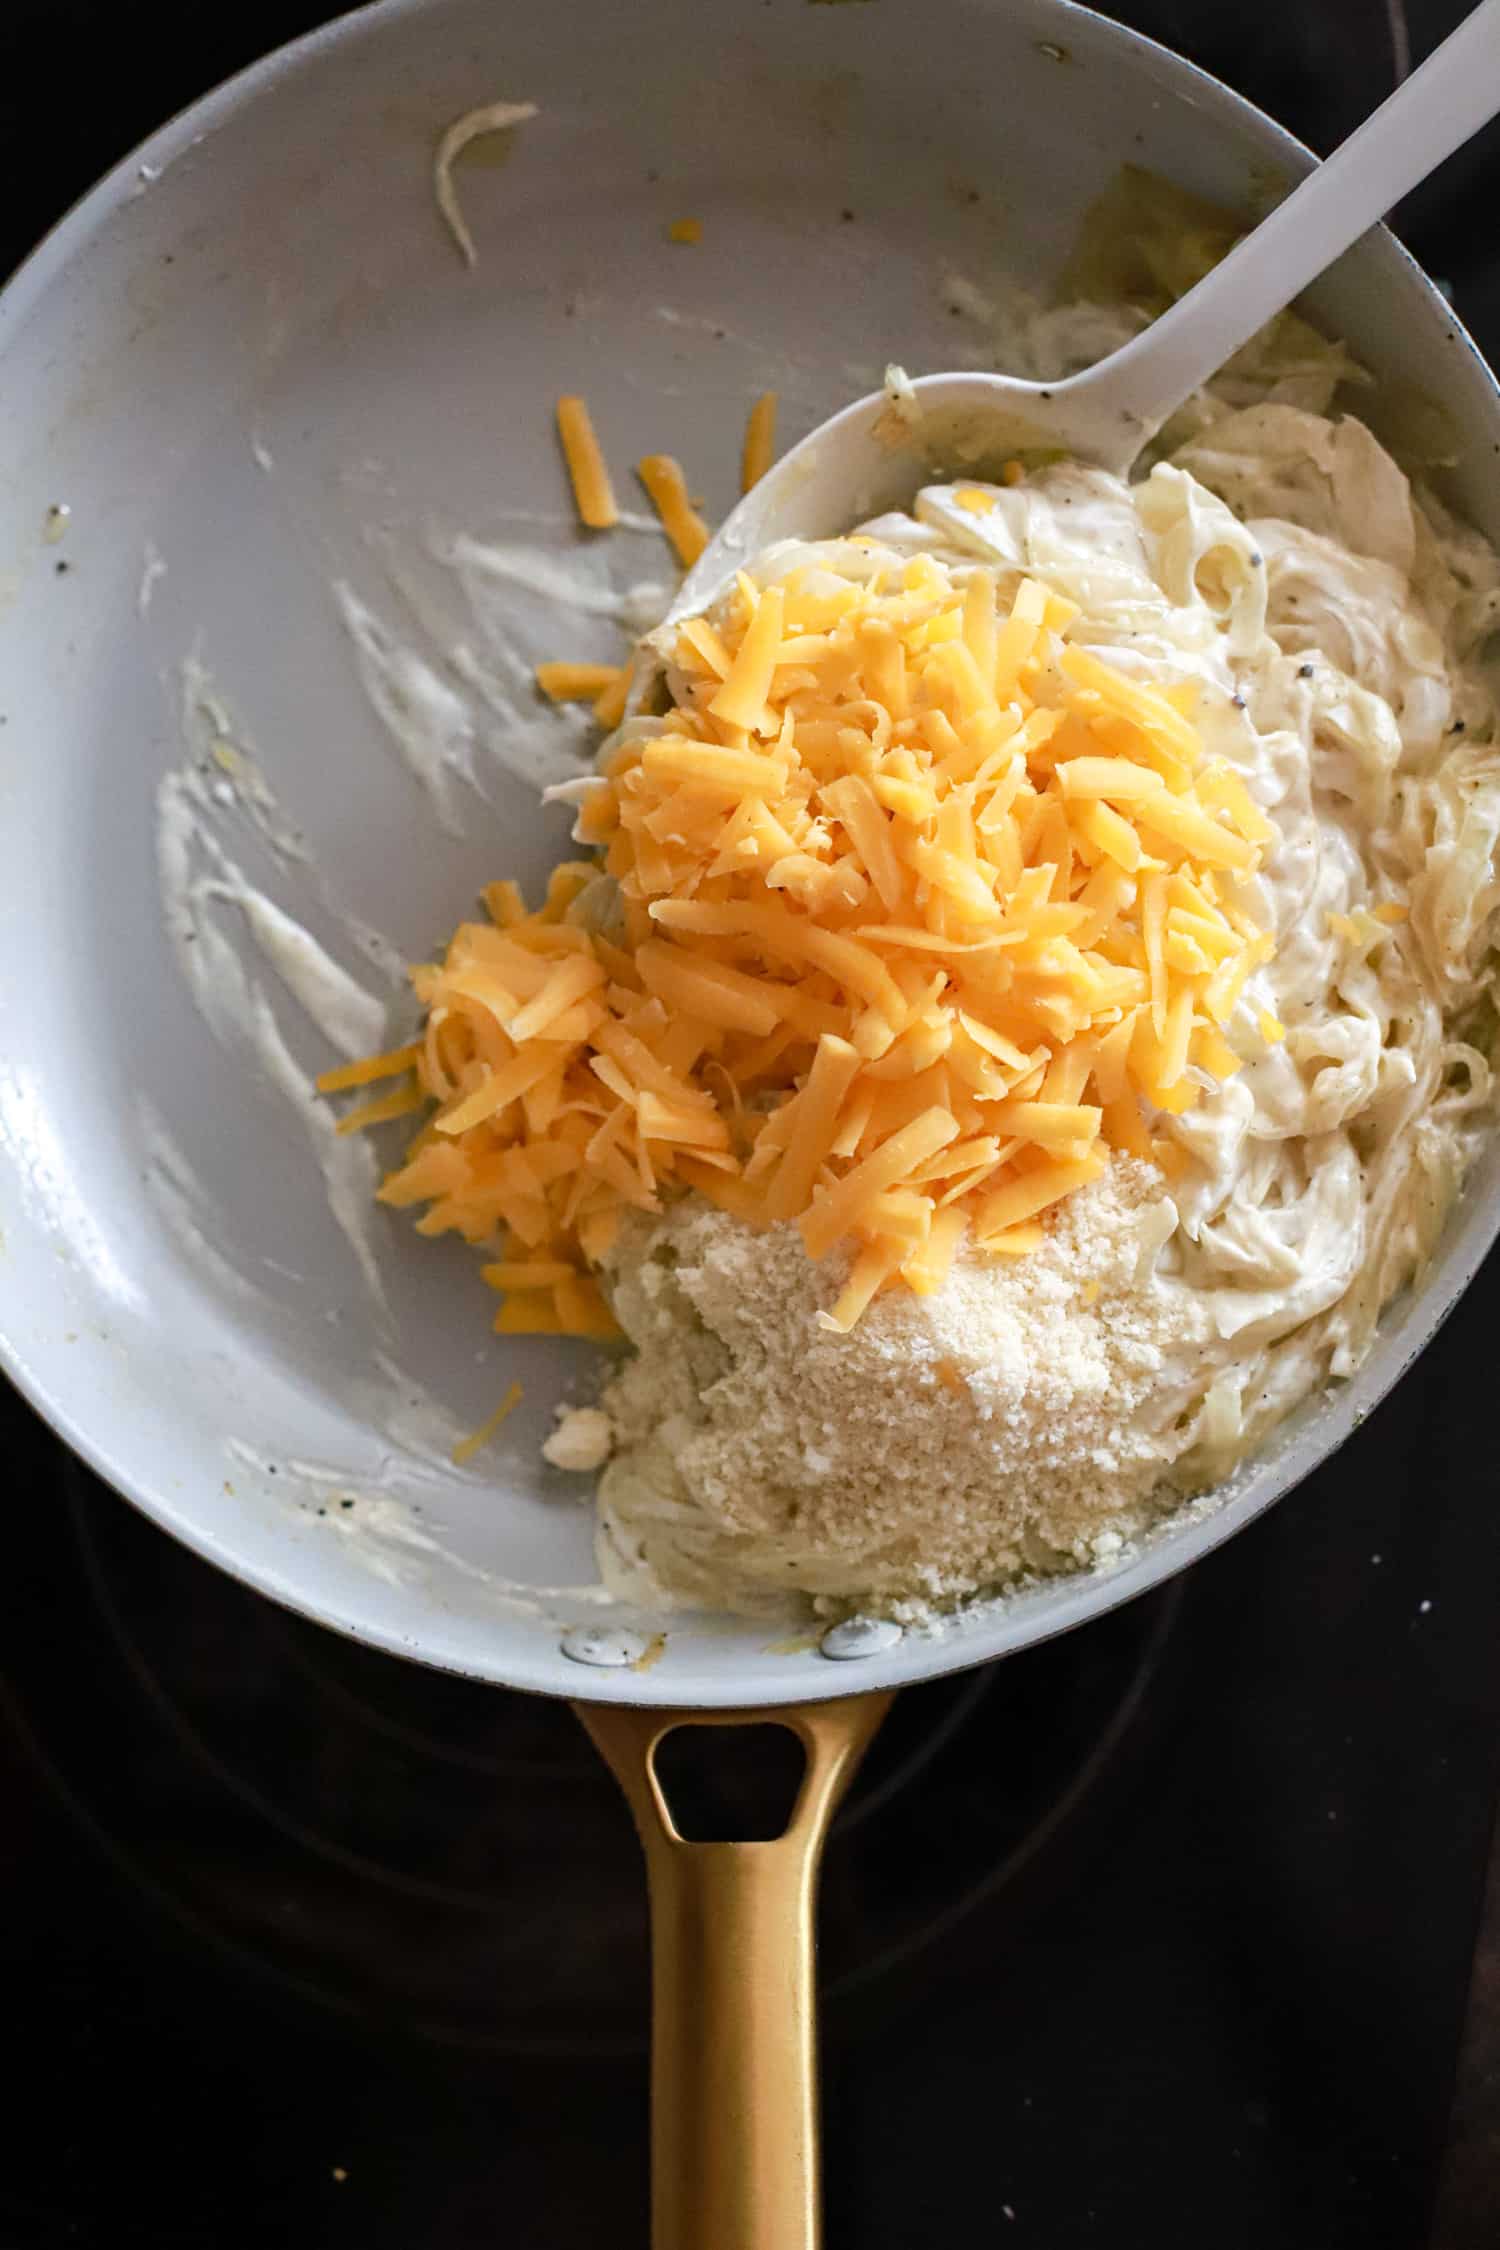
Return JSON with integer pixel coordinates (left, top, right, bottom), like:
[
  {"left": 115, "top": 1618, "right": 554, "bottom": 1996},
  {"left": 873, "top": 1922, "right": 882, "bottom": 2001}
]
[
  {"left": 335, "top": 522, "right": 668, "bottom": 826},
  {"left": 155, "top": 658, "right": 400, "bottom": 1308},
  {"left": 150, "top": 523, "right": 671, "bottom": 1614},
  {"left": 154, "top": 524, "right": 665, "bottom": 1295}
]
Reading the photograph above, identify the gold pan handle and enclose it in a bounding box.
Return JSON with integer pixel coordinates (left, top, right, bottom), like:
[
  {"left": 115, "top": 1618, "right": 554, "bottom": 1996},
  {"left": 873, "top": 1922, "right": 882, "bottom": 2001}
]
[{"left": 580, "top": 1693, "right": 891, "bottom": 2250}]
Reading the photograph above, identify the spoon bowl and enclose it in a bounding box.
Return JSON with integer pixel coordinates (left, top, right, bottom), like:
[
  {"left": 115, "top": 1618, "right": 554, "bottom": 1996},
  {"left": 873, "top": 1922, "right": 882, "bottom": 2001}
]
[{"left": 666, "top": 368, "right": 1120, "bottom": 627}]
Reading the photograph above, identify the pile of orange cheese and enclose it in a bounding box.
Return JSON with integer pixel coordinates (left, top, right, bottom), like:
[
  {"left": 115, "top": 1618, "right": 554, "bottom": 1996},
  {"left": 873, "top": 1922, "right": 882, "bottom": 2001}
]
[{"left": 329, "top": 523, "right": 1281, "bottom": 1338}]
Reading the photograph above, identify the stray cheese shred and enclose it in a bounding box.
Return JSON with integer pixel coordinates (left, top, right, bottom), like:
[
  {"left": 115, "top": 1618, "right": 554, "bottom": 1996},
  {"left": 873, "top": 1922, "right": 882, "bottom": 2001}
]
[
  {"left": 451, "top": 1379, "right": 524, "bottom": 1465},
  {"left": 358, "top": 544, "right": 1275, "bottom": 1338},
  {"left": 433, "top": 100, "right": 539, "bottom": 269},
  {"left": 636, "top": 454, "right": 710, "bottom": 568},
  {"left": 556, "top": 396, "right": 619, "bottom": 531},
  {"left": 741, "top": 393, "right": 779, "bottom": 493},
  {"left": 535, "top": 660, "right": 623, "bottom": 703}
]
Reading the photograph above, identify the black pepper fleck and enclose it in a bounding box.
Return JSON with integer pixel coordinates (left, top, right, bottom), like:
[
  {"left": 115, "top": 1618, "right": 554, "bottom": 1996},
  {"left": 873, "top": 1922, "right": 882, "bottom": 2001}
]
[
  {"left": 1231, "top": 693, "right": 1247, "bottom": 710},
  {"left": 1249, "top": 551, "right": 1263, "bottom": 567},
  {"left": 1451, "top": 718, "right": 1467, "bottom": 732},
  {"left": 1298, "top": 663, "right": 1315, "bottom": 678},
  {"left": 54, "top": 560, "right": 70, "bottom": 575},
  {"left": 840, "top": 207, "right": 855, "bottom": 223}
]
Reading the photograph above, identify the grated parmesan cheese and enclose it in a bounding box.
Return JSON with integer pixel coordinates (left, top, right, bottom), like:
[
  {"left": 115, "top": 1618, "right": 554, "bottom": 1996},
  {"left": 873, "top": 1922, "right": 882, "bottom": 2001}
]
[{"left": 596, "top": 1158, "right": 1207, "bottom": 1617}]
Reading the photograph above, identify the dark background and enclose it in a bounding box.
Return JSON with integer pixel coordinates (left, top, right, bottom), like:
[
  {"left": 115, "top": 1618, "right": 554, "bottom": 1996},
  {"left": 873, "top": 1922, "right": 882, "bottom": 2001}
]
[{"left": 1, "top": 2, "right": 1499, "bottom": 2246}]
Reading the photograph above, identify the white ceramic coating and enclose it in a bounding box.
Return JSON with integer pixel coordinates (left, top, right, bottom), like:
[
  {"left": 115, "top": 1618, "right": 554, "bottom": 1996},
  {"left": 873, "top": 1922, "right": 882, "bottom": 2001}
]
[{"left": 0, "top": 0, "right": 1497, "bottom": 1709}]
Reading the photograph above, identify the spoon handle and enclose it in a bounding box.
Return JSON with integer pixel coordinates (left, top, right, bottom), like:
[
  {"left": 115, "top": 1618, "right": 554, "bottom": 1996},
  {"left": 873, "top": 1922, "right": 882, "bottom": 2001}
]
[{"left": 1074, "top": 0, "right": 1500, "bottom": 437}]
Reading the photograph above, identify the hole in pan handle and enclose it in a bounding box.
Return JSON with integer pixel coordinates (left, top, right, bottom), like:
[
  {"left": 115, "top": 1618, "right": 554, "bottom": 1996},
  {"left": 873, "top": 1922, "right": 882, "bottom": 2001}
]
[{"left": 579, "top": 1693, "right": 893, "bottom": 2250}]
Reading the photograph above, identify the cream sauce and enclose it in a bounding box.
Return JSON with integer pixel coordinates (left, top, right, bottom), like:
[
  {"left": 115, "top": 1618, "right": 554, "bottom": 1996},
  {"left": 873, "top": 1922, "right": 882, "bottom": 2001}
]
[{"left": 156, "top": 663, "right": 401, "bottom": 1310}]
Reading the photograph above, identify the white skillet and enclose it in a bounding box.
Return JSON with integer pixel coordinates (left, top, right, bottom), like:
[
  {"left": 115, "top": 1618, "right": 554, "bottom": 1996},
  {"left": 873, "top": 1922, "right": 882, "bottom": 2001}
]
[{"left": 2, "top": 1, "right": 1500, "bottom": 2241}]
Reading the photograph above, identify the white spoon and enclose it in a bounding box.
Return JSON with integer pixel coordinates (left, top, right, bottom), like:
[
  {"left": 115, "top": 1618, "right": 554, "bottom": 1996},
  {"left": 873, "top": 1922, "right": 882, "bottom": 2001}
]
[{"left": 669, "top": 0, "right": 1500, "bottom": 624}]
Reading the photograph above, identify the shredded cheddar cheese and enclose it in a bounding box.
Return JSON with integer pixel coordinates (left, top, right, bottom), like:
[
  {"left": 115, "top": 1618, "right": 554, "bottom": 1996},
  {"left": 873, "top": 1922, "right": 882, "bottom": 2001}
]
[
  {"left": 636, "top": 455, "right": 709, "bottom": 568},
  {"left": 667, "top": 217, "right": 703, "bottom": 245},
  {"left": 451, "top": 1380, "right": 525, "bottom": 1465},
  {"left": 591, "top": 663, "right": 634, "bottom": 729},
  {"left": 317, "top": 1044, "right": 420, "bottom": 1094},
  {"left": 335, "top": 1081, "right": 425, "bottom": 1137},
  {"left": 556, "top": 396, "right": 619, "bottom": 531},
  {"left": 741, "top": 393, "right": 779, "bottom": 493},
  {"left": 368, "top": 549, "right": 1275, "bottom": 1337},
  {"left": 535, "top": 660, "right": 623, "bottom": 703}
]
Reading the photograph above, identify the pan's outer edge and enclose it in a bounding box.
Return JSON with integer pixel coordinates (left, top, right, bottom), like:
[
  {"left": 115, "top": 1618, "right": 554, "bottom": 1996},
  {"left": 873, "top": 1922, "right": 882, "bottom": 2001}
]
[{"left": 0, "top": 0, "right": 1497, "bottom": 1707}]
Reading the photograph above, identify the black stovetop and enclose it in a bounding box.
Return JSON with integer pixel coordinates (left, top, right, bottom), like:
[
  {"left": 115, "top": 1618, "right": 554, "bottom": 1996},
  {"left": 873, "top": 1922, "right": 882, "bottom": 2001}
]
[{"left": 3, "top": 3, "right": 1499, "bottom": 2245}]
